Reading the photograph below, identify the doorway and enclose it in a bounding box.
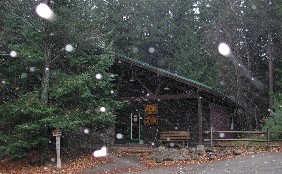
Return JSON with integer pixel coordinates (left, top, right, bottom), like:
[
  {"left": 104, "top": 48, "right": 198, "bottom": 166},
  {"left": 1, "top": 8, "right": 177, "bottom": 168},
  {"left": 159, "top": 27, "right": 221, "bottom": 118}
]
[{"left": 130, "top": 112, "right": 143, "bottom": 143}]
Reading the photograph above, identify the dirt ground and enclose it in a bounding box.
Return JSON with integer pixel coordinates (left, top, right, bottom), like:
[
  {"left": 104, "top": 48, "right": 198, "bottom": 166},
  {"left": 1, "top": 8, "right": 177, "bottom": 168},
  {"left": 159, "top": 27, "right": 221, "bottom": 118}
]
[{"left": 123, "top": 152, "right": 282, "bottom": 174}]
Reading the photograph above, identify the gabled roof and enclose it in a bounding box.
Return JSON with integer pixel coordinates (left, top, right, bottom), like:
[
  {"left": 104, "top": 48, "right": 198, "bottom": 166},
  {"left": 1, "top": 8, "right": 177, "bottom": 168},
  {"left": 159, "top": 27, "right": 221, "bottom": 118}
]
[{"left": 110, "top": 51, "right": 239, "bottom": 108}]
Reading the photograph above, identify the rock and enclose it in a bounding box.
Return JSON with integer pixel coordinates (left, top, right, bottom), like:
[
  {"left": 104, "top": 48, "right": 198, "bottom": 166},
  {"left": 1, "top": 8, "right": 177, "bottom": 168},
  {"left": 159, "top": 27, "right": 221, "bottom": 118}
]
[
  {"left": 149, "top": 153, "right": 157, "bottom": 160},
  {"left": 179, "top": 149, "right": 189, "bottom": 153},
  {"left": 196, "top": 151, "right": 204, "bottom": 156},
  {"left": 206, "top": 147, "right": 214, "bottom": 153},
  {"left": 196, "top": 145, "right": 205, "bottom": 152},
  {"left": 247, "top": 147, "right": 255, "bottom": 152},
  {"left": 224, "top": 150, "right": 233, "bottom": 155},
  {"left": 179, "top": 149, "right": 190, "bottom": 158},
  {"left": 189, "top": 147, "right": 196, "bottom": 153},
  {"left": 183, "top": 157, "right": 192, "bottom": 161},
  {"left": 155, "top": 157, "right": 163, "bottom": 163},
  {"left": 209, "top": 154, "right": 216, "bottom": 160},
  {"left": 191, "top": 155, "right": 199, "bottom": 160},
  {"left": 217, "top": 152, "right": 227, "bottom": 158},
  {"left": 163, "top": 157, "right": 174, "bottom": 161},
  {"left": 158, "top": 146, "right": 166, "bottom": 151},
  {"left": 233, "top": 150, "right": 243, "bottom": 156}
]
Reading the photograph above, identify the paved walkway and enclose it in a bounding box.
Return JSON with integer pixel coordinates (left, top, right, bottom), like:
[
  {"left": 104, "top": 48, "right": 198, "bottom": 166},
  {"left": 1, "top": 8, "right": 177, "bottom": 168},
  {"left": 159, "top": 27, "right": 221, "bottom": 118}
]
[
  {"left": 123, "top": 152, "right": 282, "bottom": 174},
  {"left": 83, "top": 155, "right": 144, "bottom": 173}
]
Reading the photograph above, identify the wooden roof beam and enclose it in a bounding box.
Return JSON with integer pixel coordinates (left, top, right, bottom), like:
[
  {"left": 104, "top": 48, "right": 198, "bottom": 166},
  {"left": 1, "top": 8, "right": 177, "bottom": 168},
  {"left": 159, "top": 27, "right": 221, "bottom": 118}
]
[
  {"left": 132, "top": 73, "right": 155, "bottom": 96},
  {"left": 119, "top": 93, "right": 198, "bottom": 101}
]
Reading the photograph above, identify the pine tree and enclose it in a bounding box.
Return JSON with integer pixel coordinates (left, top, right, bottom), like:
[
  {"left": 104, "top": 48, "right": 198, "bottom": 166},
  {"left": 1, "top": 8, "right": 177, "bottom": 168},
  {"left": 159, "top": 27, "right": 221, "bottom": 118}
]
[{"left": 0, "top": 0, "right": 122, "bottom": 160}]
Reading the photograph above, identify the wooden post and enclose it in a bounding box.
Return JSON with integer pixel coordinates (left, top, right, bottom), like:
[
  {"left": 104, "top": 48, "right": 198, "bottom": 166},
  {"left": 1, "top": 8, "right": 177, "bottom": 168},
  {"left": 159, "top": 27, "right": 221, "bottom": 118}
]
[
  {"left": 210, "top": 127, "right": 213, "bottom": 148},
  {"left": 52, "top": 129, "right": 62, "bottom": 169},
  {"left": 56, "top": 136, "right": 61, "bottom": 168},
  {"left": 198, "top": 97, "right": 203, "bottom": 145}
]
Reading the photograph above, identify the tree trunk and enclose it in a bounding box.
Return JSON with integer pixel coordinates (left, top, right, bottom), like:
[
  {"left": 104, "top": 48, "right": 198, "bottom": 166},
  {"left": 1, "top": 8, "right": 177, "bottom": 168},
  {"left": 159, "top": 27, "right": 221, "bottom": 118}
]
[
  {"left": 268, "top": 32, "right": 274, "bottom": 113},
  {"left": 39, "top": 45, "right": 51, "bottom": 164},
  {"left": 40, "top": 2, "right": 52, "bottom": 161},
  {"left": 41, "top": 47, "right": 51, "bottom": 105}
]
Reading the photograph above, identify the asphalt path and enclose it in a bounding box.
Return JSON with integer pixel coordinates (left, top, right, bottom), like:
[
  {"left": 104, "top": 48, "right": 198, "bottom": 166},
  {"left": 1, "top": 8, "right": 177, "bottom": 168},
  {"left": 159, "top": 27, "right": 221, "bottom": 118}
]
[{"left": 124, "top": 152, "right": 282, "bottom": 174}]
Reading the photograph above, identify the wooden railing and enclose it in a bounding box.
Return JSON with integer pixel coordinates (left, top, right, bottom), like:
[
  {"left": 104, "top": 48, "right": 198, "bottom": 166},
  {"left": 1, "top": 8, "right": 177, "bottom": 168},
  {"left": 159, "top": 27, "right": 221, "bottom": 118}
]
[{"left": 204, "top": 127, "right": 282, "bottom": 147}]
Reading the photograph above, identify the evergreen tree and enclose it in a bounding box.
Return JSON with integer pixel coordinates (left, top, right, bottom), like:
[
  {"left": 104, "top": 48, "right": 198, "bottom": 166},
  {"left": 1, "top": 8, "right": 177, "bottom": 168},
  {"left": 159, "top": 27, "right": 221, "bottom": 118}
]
[
  {"left": 101, "top": 0, "right": 219, "bottom": 86},
  {"left": 262, "top": 94, "right": 282, "bottom": 139},
  {"left": 198, "top": 0, "right": 282, "bottom": 130},
  {"left": 0, "top": 0, "right": 122, "bottom": 160}
]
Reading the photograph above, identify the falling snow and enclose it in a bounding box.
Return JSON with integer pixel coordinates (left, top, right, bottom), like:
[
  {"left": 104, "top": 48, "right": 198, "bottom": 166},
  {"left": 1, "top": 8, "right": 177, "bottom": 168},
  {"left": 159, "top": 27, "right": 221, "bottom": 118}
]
[
  {"left": 218, "top": 43, "right": 231, "bottom": 56},
  {"left": 65, "top": 44, "right": 74, "bottom": 52},
  {"left": 1, "top": 1, "right": 282, "bottom": 173},
  {"left": 9, "top": 50, "right": 17, "bottom": 57},
  {"left": 84, "top": 128, "right": 90, "bottom": 134},
  {"left": 99, "top": 106, "right": 106, "bottom": 112},
  {"left": 93, "top": 146, "right": 107, "bottom": 157},
  {"left": 35, "top": 3, "right": 55, "bottom": 20},
  {"left": 95, "top": 73, "right": 102, "bottom": 80}
]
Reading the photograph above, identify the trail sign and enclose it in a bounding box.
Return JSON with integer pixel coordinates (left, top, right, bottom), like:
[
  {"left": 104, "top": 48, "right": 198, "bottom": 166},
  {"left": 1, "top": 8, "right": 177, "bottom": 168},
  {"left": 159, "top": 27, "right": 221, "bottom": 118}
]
[{"left": 52, "top": 129, "right": 62, "bottom": 137}]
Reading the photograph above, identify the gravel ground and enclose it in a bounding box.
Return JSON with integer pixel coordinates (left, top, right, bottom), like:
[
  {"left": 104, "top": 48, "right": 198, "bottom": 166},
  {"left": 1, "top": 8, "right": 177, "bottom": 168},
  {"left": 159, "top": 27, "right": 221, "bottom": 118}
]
[{"left": 124, "top": 152, "right": 282, "bottom": 174}]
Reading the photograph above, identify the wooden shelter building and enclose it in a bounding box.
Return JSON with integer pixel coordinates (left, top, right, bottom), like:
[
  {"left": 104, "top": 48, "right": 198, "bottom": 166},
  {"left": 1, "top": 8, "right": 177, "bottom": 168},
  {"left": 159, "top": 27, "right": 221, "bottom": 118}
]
[{"left": 111, "top": 53, "right": 238, "bottom": 146}]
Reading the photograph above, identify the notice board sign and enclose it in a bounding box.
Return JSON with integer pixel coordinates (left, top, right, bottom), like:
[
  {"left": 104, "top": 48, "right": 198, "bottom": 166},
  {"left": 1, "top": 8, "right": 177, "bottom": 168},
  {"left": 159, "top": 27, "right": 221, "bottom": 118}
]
[
  {"left": 144, "top": 104, "right": 158, "bottom": 114},
  {"left": 144, "top": 116, "right": 158, "bottom": 126}
]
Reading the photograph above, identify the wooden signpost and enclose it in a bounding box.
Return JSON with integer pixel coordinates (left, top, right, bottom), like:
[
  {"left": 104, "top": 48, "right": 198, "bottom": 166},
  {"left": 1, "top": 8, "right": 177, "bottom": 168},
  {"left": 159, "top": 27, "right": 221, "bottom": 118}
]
[{"left": 52, "top": 129, "right": 62, "bottom": 168}]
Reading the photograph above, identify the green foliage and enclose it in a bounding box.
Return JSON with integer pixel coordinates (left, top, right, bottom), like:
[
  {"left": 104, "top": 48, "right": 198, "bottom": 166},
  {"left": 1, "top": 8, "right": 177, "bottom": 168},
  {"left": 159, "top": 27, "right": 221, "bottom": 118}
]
[
  {"left": 172, "top": 28, "right": 220, "bottom": 86},
  {"left": 0, "top": 92, "right": 57, "bottom": 159},
  {"left": 101, "top": 0, "right": 219, "bottom": 86},
  {"left": 262, "top": 94, "right": 282, "bottom": 139},
  {"left": 0, "top": 0, "right": 123, "bottom": 160}
]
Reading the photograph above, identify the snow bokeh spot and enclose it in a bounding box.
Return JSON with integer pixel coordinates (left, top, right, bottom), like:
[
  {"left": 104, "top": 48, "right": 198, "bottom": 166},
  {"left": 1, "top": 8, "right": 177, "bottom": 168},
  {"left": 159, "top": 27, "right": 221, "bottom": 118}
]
[
  {"left": 95, "top": 73, "right": 102, "bottom": 80},
  {"left": 218, "top": 43, "right": 231, "bottom": 56},
  {"left": 10, "top": 50, "right": 17, "bottom": 57},
  {"left": 116, "top": 133, "right": 124, "bottom": 139},
  {"left": 219, "top": 132, "right": 225, "bottom": 138},
  {"left": 93, "top": 146, "right": 107, "bottom": 157},
  {"left": 29, "top": 67, "right": 36, "bottom": 72},
  {"left": 21, "top": 73, "right": 27, "bottom": 79},
  {"left": 148, "top": 47, "right": 155, "bottom": 54},
  {"left": 100, "top": 106, "right": 106, "bottom": 112},
  {"left": 131, "top": 46, "right": 139, "bottom": 53},
  {"left": 65, "top": 44, "right": 74, "bottom": 52},
  {"left": 35, "top": 3, "right": 55, "bottom": 21},
  {"left": 84, "top": 128, "right": 90, "bottom": 134}
]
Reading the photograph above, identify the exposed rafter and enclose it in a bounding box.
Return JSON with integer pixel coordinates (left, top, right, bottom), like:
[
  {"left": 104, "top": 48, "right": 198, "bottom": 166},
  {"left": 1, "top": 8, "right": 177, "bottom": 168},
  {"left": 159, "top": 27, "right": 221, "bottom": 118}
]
[
  {"left": 119, "top": 93, "right": 198, "bottom": 101},
  {"left": 132, "top": 73, "right": 154, "bottom": 96}
]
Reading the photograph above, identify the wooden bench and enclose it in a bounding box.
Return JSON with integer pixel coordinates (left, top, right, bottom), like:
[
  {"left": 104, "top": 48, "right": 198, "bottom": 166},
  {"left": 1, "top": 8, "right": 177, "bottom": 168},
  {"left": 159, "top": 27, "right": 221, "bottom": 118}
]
[{"left": 159, "top": 131, "right": 190, "bottom": 148}]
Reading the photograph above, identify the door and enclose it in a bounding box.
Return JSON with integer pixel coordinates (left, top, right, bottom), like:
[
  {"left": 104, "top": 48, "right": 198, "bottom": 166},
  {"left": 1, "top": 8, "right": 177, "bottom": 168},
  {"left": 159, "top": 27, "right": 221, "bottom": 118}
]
[{"left": 130, "top": 113, "right": 141, "bottom": 141}]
